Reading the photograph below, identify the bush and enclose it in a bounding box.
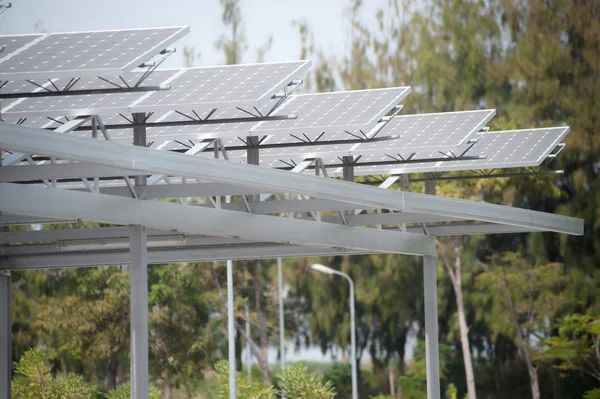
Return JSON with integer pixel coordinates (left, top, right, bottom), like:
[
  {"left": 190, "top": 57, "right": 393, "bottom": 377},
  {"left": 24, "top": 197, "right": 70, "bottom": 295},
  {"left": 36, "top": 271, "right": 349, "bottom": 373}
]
[
  {"left": 104, "top": 383, "right": 162, "bottom": 399},
  {"left": 215, "top": 360, "right": 277, "bottom": 399},
  {"left": 277, "top": 363, "right": 336, "bottom": 399},
  {"left": 12, "top": 348, "right": 97, "bottom": 399},
  {"left": 322, "top": 362, "right": 352, "bottom": 396}
]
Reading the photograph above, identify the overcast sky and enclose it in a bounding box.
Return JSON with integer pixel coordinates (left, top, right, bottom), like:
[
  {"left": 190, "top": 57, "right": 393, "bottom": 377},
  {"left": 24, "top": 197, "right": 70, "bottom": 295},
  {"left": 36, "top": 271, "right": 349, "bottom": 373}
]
[{"left": 0, "top": 0, "right": 389, "bottom": 68}]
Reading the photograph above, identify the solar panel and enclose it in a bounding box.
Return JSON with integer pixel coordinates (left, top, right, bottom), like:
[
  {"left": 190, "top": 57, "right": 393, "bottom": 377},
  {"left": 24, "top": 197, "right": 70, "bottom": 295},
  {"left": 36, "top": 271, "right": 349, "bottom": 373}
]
[
  {"left": 0, "top": 27, "right": 190, "bottom": 80},
  {"left": 131, "top": 61, "right": 310, "bottom": 111},
  {"left": 249, "top": 87, "right": 411, "bottom": 136},
  {"left": 0, "top": 34, "right": 44, "bottom": 61},
  {"left": 204, "top": 109, "right": 492, "bottom": 167},
  {"left": 3, "top": 61, "right": 310, "bottom": 117},
  {"left": 331, "top": 127, "right": 570, "bottom": 176},
  {"left": 366, "top": 109, "right": 496, "bottom": 151}
]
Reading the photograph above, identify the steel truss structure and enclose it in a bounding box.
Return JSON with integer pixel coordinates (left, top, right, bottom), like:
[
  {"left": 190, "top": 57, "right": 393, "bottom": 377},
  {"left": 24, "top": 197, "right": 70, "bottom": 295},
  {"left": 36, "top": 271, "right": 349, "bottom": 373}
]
[{"left": 0, "top": 24, "right": 583, "bottom": 399}]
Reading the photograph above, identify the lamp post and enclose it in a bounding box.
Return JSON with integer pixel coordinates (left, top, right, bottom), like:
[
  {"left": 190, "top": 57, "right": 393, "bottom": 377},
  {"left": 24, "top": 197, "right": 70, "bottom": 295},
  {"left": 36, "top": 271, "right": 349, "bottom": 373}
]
[{"left": 311, "top": 263, "right": 358, "bottom": 399}]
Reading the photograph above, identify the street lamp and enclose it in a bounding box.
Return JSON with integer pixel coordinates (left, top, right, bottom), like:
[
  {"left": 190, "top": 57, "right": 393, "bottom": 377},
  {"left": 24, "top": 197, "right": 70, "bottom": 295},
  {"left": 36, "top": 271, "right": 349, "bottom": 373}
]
[{"left": 311, "top": 263, "right": 358, "bottom": 399}]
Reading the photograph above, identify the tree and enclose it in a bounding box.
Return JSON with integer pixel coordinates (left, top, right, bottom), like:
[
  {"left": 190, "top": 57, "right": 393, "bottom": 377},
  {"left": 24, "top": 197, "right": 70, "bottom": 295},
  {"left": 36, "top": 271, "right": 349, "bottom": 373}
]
[
  {"left": 538, "top": 312, "right": 600, "bottom": 398},
  {"left": 438, "top": 237, "right": 477, "bottom": 399},
  {"left": 214, "top": 0, "right": 247, "bottom": 65},
  {"left": 35, "top": 267, "right": 130, "bottom": 390},
  {"left": 148, "top": 263, "right": 212, "bottom": 399},
  {"left": 478, "top": 253, "right": 569, "bottom": 399}
]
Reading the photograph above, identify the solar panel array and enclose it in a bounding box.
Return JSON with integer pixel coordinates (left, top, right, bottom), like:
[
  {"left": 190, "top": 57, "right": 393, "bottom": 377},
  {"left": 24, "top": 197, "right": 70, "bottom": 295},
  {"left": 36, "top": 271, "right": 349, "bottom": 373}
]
[
  {"left": 0, "top": 27, "right": 190, "bottom": 80},
  {"left": 2, "top": 61, "right": 310, "bottom": 117},
  {"left": 0, "top": 25, "right": 570, "bottom": 187}
]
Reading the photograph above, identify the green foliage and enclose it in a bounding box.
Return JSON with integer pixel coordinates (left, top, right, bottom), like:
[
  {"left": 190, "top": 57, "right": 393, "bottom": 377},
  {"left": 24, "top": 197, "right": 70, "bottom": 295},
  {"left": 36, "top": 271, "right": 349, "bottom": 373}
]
[
  {"left": 215, "top": 360, "right": 277, "bottom": 399},
  {"left": 538, "top": 313, "right": 600, "bottom": 384},
  {"left": 34, "top": 266, "right": 131, "bottom": 389},
  {"left": 584, "top": 388, "right": 600, "bottom": 399},
  {"left": 12, "top": 348, "right": 97, "bottom": 399},
  {"left": 104, "top": 383, "right": 162, "bottom": 399},
  {"left": 148, "top": 263, "right": 212, "bottom": 393},
  {"left": 277, "top": 363, "right": 336, "bottom": 399},
  {"left": 399, "top": 342, "right": 453, "bottom": 399},
  {"left": 215, "top": 361, "right": 336, "bottom": 399},
  {"left": 322, "top": 362, "right": 352, "bottom": 396}
]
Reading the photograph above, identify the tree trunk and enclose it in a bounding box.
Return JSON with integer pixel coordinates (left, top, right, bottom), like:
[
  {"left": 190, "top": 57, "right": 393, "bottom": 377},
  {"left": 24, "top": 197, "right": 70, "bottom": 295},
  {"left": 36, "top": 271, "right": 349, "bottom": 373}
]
[
  {"left": 551, "top": 367, "right": 562, "bottom": 399},
  {"left": 526, "top": 362, "right": 540, "bottom": 399},
  {"left": 184, "top": 382, "right": 193, "bottom": 399},
  {"left": 395, "top": 329, "right": 407, "bottom": 377},
  {"left": 251, "top": 262, "right": 272, "bottom": 384},
  {"left": 235, "top": 322, "right": 243, "bottom": 372},
  {"left": 105, "top": 356, "right": 118, "bottom": 390},
  {"left": 501, "top": 268, "right": 540, "bottom": 399},
  {"left": 163, "top": 377, "right": 172, "bottom": 399},
  {"left": 441, "top": 239, "right": 477, "bottom": 399}
]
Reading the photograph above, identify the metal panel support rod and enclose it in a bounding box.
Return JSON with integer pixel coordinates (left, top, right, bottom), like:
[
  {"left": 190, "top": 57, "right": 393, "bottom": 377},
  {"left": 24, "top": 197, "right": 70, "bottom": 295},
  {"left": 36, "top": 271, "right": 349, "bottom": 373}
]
[
  {"left": 129, "top": 225, "right": 149, "bottom": 399},
  {"left": 227, "top": 259, "right": 236, "bottom": 399},
  {"left": 0, "top": 274, "right": 11, "bottom": 399},
  {"left": 424, "top": 254, "right": 441, "bottom": 399}
]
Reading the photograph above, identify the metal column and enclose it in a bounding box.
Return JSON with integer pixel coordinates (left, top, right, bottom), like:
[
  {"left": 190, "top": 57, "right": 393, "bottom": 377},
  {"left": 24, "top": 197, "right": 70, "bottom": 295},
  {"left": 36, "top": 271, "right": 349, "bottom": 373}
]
[
  {"left": 132, "top": 113, "right": 147, "bottom": 186},
  {"left": 0, "top": 274, "right": 11, "bottom": 399},
  {"left": 424, "top": 255, "right": 441, "bottom": 399},
  {"left": 130, "top": 115, "right": 148, "bottom": 399},
  {"left": 246, "top": 136, "right": 259, "bottom": 202},
  {"left": 129, "top": 225, "right": 148, "bottom": 399},
  {"left": 342, "top": 156, "right": 354, "bottom": 182},
  {"left": 227, "top": 259, "right": 236, "bottom": 399}
]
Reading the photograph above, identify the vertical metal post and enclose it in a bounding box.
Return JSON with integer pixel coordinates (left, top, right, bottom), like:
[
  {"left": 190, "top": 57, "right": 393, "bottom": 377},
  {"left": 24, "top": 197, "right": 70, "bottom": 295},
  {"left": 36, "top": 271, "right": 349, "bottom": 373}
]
[
  {"left": 130, "top": 117, "right": 148, "bottom": 399},
  {"left": 132, "top": 113, "right": 147, "bottom": 186},
  {"left": 246, "top": 136, "right": 259, "bottom": 202},
  {"left": 424, "top": 255, "right": 441, "bottom": 399},
  {"left": 277, "top": 258, "right": 285, "bottom": 369},
  {"left": 342, "top": 156, "right": 354, "bottom": 182},
  {"left": 129, "top": 225, "right": 148, "bottom": 399},
  {"left": 227, "top": 259, "right": 236, "bottom": 399},
  {"left": 0, "top": 274, "right": 11, "bottom": 399}
]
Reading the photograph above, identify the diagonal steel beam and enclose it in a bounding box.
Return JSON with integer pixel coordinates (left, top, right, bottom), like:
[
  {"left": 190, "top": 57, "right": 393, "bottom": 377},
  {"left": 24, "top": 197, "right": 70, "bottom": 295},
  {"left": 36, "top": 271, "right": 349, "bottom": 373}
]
[{"left": 0, "top": 183, "right": 436, "bottom": 256}]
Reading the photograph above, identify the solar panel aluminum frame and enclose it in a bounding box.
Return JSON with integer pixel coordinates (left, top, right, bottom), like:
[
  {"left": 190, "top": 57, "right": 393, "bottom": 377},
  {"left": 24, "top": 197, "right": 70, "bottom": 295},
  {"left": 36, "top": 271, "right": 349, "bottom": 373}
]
[{"left": 0, "top": 26, "right": 190, "bottom": 81}]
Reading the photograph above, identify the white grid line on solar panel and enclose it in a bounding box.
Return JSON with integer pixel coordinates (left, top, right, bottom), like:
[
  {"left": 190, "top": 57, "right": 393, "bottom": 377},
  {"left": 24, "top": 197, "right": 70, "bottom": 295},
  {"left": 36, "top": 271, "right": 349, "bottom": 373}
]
[
  {"left": 3, "top": 61, "right": 309, "bottom": 117},
  {"left": 326, "top": 127, "right": 570, "bottom": 177},
  {"left": 368, "top": 109, "right": 496, "bottom": 152},
  {"left": 0, "top": 27, "right": 190, "bottom": 80},
  {"left": 0, "top": 34, "right": 44, "bottom": 61},
  {"left": 249, "top": 87, "right": 412, "bottom": 136}
]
